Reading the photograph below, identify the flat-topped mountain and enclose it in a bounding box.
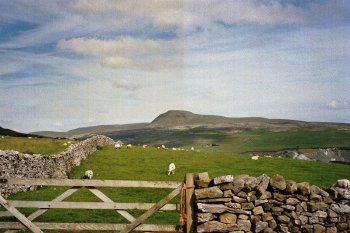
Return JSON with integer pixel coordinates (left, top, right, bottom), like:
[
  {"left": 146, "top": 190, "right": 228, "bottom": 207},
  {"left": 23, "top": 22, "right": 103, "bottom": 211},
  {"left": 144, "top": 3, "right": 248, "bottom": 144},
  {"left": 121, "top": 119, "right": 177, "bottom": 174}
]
[{"left": 31, "top": 110, "right": 350, "bottom": 139}]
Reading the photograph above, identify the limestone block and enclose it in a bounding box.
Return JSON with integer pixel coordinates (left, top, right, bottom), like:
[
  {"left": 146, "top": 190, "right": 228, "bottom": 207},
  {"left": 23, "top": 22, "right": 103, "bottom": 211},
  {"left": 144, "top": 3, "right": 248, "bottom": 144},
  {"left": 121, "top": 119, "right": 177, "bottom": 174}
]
[
  {"left": 255, "top": 221, "right": 269, "bottom": 233},
  {"left": 197, "top": 213, "right": 215, "bottom": 223},
  {"left": 257, "top": 174, "right": 270, "bottom": 194},
  {"left": 298, "top": 182, "right": 311, "bottom": 196},
  {"left": 195, "top": 186, "right": 224, "bottom": 199},
  {"left": 219, "top": 213, "right": 237, "bottom": 224},
  {"left": 194, "top": 172, "right": 211, "bottom": 188},
  {"left": 270, "top": 174, "right": 286, "bottom": 191},
  {"left": 277, "top": 215, "right": 291, "bottom": 224},
  {"left": 237, "top": 219, "right": 251, "bottom": 231},
  {"left": 253, "top": 206, "right": 264, "bottom": 215},
  {"left": 213, "top": 175, "right": 234, "bottom": 185}
]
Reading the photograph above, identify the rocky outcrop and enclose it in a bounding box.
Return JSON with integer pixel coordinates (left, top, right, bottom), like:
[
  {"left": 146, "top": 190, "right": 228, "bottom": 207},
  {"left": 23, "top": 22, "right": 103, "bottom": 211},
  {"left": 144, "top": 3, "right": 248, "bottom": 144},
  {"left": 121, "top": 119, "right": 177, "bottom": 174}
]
[
  {"left": 195, "top": 173, "right": 350, "bottom": 233},
  {"left": 0, "top": 135, "right": 115, "bottom": 197}
]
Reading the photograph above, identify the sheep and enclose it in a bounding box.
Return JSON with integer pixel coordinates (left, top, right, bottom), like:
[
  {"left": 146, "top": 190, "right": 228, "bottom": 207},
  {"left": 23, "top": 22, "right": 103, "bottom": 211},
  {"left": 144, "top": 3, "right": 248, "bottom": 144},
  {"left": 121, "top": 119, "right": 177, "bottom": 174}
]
[
  {"left": 126, "top": 144, "right": 132, "bottom": 148},
  {"left": 167, "top": 163, "right": 176, "bottom": 176},
  {"left": 83, "top": 170, "right": 93, "bottom": 180},
  {"left": 63, "top": 143, "right": 68, "bottom": 146},
  {"left": 251, "top": 155, "right": 259, "bottom": 160},
  {"left": 142, "top": 145, "right": 148, "bottom": 148},
  {"left": 172, "top": 147, "right": 177, "bottom": 151},
  {"left": 161, "top": 145, "right": 166, "bottom": 149},
  {"left": 334, "top": 179, "right": 350, "bottom": 189},
  {"left": 191, "top": 147, "right": 195, "bottom": 151},
  {"left": 115, "top": 143, "right": 121, "bottom": 149}
]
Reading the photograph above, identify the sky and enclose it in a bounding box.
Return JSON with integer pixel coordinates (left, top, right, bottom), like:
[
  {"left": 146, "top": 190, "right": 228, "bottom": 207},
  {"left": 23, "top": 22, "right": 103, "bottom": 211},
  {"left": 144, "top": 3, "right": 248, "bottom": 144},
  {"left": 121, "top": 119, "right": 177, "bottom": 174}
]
[{"left": 0, "top": 0, "right": 350, "bottom": 133}]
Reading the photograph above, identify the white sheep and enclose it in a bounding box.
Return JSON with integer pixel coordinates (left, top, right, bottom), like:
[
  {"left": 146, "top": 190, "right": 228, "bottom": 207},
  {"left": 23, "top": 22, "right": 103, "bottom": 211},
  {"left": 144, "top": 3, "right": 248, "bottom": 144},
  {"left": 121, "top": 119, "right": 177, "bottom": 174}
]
[
  {"left": 334, "top": 179, "right": 350, "bottom": 189},
  {"left": 172, "top": 147, "right": 177, "bottom": 151},
  {"left": 191, "top": 147, "right": 195, "bottom": 151},
  {"left": 126, "top": 144, "right": 132, "bottom": 148},
  {"left": 142, "top": 145, "right": 148, "bottom": 148},
  {"left": 84, "top": 170, "right": 93, "bottom": 180},
  {"left": 115, "top": 143, "right": 121, "bottom": 149},
  {"left": 251, "top": 155, "right": 259, "bottom": 160},
  {"left": 167, "top": 163, "right": 176, "bottom": 176},
  {"left": 161, "top": 145, "right": 166, "bottom": 149}
]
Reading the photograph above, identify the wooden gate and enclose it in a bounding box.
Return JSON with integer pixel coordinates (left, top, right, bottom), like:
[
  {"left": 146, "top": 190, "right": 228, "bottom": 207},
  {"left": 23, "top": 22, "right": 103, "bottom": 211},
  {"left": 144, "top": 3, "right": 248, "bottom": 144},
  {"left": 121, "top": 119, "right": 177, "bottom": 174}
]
[{"left": 0, "top": 174, "right": 195, "bottom": 233}]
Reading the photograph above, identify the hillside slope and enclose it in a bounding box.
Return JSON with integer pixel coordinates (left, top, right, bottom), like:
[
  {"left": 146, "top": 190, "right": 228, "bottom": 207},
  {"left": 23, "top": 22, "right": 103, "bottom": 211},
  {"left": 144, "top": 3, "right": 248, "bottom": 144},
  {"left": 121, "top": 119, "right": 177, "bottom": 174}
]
[
  {"left": 0, "top": 126, "right": 36, "bottom": 137},
  {"left": 32, "top": 110, "right": 350, "bottom": 140}
]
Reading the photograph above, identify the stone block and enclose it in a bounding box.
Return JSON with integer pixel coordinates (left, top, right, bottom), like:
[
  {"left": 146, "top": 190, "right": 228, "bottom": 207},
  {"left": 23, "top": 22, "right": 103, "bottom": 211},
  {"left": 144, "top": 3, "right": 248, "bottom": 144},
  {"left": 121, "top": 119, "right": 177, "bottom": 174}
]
[
  {"left": 197, "top": 213, "right": 215, "bottom": 223},
  {"left": 253, "top": 206, "right": 264, "bottom": 215},
  {"left": 255, "top": 221, "right": 269, "bottom": 233},
  {"left": 297, "top": 182, "right": 311, "bottom": 196},
  {"left": 194, "top": 172, "right": 211, "bottom": 188},
  {"left": 213, "top": 175, "right": 234, "bottom": 185},
  {"left": 197, "top": 203, "right": 228, "bottom": 213},
  {"left": 195, "top": 186, "right": 224, "bottom": 199},
  {"left": 237, "top": 219, "right": 251, "bottom": 231},
  {"left": 270, "top": 174, "right": 286, "bottom": 191},
  {"left": 219, "top": 213, "right": 237, "bottom": 224},
  {"left": 277, "top": 215, "right": 291, "bottom": 224}
]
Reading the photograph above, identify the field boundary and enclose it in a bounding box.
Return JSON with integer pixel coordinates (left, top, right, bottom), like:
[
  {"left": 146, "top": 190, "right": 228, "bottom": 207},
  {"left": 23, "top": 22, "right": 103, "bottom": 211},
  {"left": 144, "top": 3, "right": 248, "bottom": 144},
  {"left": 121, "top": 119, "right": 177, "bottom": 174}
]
[{"left": 0, "top": 176, "right": 195, "bottom": 233}]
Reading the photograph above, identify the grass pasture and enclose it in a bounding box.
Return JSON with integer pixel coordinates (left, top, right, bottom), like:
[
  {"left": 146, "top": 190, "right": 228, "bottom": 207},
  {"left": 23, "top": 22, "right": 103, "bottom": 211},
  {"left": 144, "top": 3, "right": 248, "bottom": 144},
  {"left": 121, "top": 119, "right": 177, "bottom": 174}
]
[
  {"left": 107, "top": 128, "right": 350, "bottom": 154},
  {"left": 1, "top": 145, "right": 349, "bottom": 232},
  {"left": 0, "top": 136, "right": 76, "bottom": 155}
]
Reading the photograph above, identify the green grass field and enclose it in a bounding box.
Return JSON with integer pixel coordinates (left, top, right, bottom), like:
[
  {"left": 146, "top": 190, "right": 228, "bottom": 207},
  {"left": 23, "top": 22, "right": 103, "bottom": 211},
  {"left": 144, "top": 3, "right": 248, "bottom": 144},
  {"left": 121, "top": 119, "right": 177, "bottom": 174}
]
[
  {"left": 0, "top": 136, "right": 76, "bottom": 155},
  {"left": 109, "top": 128, "right": 350, "bottom": 154},
  {"left": 1, "top": 145, "right": 349, "bottom": 232}
]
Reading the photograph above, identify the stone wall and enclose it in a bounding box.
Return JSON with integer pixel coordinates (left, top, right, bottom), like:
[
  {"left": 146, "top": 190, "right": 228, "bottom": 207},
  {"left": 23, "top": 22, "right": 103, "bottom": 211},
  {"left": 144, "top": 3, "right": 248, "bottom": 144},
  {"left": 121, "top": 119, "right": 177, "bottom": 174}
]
[
  {"left": 0, "top": 135, "right": 115, "bottom": 197},
  {"left": 194, "top": 173, "right": 350, "bottom": 233}
]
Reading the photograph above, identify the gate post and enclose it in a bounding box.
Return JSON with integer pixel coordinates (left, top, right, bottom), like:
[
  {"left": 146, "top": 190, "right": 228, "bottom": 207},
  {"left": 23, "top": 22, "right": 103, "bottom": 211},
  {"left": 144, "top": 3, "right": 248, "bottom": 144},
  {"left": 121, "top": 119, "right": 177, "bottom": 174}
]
[{"left": 185, "top": 173, "right": 195, "bottom": 233}]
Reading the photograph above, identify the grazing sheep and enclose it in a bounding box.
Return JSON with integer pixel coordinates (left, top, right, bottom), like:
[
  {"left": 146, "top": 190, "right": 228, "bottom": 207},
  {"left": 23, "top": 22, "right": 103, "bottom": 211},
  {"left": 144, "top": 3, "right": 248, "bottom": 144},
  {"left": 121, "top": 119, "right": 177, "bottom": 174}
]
[
  {"left": 334, "top": 179, "right": 350, "bottom": 189},
  {"left": 157, "top": 146, "right": 160, "bottom": 149},
  {"left": 191, "top": 147, "right": 195, "bottom": 151},
  {"left": 63, "top": 143, "right": 68, "bottom": 146},
  {"left": 142, "top": 145, "right": 148, "bottom": 148},
  {"left": 167, "top": 163, "right": 176, "bottom": 176},
  {"left": 172, "top": 147, "right": 177, "bottom": 151},
  {"left": 115, "top": 143, "right": 121, "bottom": 149},
  {"left": 83, "top": 170, "right": 93, "bottom": 180},
  {"left": 126, "top": 144, "right": 132, "bottom": 148},
  {"left": 251, "top": 155, "right": 259, "bottom": 160},
  {"left": 161, "top": 145, "right": 166, "bottom": 149}
]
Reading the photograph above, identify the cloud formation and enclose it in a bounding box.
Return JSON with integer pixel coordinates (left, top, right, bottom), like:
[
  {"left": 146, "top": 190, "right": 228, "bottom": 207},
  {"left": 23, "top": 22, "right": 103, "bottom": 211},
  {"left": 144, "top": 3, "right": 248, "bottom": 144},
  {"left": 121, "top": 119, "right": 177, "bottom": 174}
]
[
  {"left": 1, "top": 0, "right": 350, "bottom": 132},
  {"left": 113, "top": 79, "right": 141, "bottom": 91},
  {"left": 327, "top": 99, "right": 350, "bottom": 110},
  {"left": 57, "top": 37, "right": 183, "bottom": 70}
]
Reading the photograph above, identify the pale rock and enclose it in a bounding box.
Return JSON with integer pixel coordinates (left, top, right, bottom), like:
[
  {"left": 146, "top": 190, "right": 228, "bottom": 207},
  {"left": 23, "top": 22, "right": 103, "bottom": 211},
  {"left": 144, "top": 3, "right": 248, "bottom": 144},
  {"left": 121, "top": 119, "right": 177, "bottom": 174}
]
[
  {"left": 219, "top": 213, "right": 237, "bottom": 224},
  {"left": 297, "top": 182, "right": 311, "bottom": 196},
  {"left": 270, "top": 174, "right": 286, "bottom": 191},
  {"left": 194, "top": 172, "right": 211, "bottom": 188},
  {"left": 195, "top": 186, "right": 223, "bottom": 199}
]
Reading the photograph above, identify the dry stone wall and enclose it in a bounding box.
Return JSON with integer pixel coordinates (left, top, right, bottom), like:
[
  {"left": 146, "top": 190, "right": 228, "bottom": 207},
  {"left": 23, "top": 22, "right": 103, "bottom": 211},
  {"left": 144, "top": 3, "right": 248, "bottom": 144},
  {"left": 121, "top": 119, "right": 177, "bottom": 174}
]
[
  {"left": 194, "top": 173, "right": 350, "bottom": 233},
  {"left": 0, "top": 135, "right": 115, "bottom": 197}
]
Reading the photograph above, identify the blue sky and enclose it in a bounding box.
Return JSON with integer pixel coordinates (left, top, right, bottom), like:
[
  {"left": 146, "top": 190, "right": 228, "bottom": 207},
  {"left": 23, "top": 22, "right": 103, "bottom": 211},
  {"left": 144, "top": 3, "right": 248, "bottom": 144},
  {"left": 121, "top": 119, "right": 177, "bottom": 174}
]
[{"left": 0, "top": 0, "right": 350, "bottom": 132}]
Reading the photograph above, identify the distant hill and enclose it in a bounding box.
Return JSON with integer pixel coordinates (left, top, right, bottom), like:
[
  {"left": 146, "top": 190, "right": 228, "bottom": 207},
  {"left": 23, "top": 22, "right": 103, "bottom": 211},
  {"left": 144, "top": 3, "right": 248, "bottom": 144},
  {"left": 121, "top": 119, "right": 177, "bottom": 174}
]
[
  {"left": 32, "top": 123, "right": 148, "bottom": 139},
  {"left": 32, "top": 110, "right": 350, "bottom": 140},
  {"left": 0, "top": 126, "right": 36, "bottom": 137}
]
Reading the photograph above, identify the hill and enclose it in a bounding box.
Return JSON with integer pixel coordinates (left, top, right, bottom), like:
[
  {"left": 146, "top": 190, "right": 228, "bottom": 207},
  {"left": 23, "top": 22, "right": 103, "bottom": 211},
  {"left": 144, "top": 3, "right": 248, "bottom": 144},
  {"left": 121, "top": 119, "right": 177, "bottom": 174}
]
[
  {"left": 32, "top": 110, "right": 350, "bottom": 139},
  {"left": 0, "top": 126, "right": 37, "bottom": 137},
  {"left": 32, "top": 123, "right": 148, "bottom": 139}
]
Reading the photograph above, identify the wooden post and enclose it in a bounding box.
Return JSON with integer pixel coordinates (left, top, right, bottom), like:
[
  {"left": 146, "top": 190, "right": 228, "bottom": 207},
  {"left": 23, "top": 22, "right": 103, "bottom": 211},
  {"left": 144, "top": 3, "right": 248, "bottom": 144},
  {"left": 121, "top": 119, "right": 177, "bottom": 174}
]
[{"left": 185, "top": 173, "right": 194, "bottom": 233}]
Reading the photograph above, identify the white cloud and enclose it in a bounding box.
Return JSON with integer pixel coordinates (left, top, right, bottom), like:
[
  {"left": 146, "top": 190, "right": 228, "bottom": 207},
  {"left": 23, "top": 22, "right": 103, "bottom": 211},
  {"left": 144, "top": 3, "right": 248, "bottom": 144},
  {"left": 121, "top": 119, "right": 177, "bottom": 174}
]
[
  {"left": 113, "top": 79, "right": 141, "bottom": 91},
  {"left": 327, "top": 99, "right": 350, "bottom": 110},
  {"left": 57, "top": 37, "right": 183, "bottom": 70}
]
